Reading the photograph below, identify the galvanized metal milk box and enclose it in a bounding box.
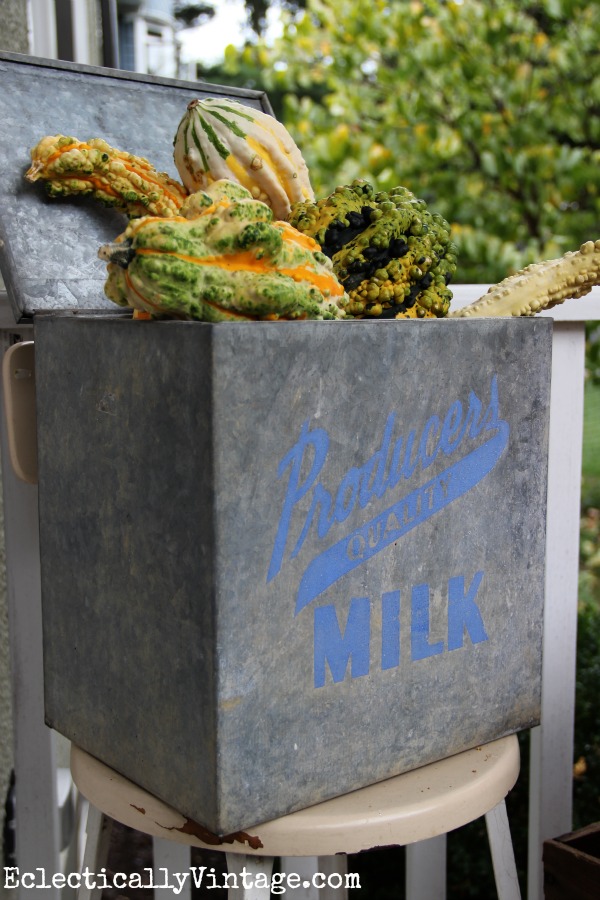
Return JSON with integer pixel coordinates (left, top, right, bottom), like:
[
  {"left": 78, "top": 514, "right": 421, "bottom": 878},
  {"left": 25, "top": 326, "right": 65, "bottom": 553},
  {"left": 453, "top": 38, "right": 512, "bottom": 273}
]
[{"left": 0, "top": 54, "right": 552, "bottom": 835}]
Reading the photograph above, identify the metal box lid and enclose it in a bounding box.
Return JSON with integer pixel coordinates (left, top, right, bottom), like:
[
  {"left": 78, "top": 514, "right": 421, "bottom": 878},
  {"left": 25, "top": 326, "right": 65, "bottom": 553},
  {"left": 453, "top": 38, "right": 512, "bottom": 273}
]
[{"left": 0, "top": 52, "right": 273, "bottom": 323}]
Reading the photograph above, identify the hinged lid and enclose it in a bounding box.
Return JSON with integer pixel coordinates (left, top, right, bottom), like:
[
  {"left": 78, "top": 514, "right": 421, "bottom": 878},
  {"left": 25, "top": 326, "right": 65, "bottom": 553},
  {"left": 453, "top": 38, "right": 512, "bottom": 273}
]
[{"left": 0, "top": 52, "right": 274, "bottom": 323}]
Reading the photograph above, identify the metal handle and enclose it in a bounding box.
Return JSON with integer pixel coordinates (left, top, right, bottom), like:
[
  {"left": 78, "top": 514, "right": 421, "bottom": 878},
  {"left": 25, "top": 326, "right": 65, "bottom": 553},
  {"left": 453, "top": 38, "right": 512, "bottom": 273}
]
[{"left": 2, "top": 341, "right": 38, "bottom": 484}]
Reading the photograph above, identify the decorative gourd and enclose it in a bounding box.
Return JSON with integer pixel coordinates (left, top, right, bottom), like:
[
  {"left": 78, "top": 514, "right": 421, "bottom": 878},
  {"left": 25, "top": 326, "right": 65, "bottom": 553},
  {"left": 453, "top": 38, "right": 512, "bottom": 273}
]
[
  {"left": 289, "top": 180, "right": 457, "bottom": 319},
  {"left": 173, "top": 98, "right": 314, "bottom": 221},
  {"left": 98, "top": 179, "right": 347, "bottom": 322},
  {"left": 25, "top": 135, "right": 188, "bottom": 218},
  {"left": 449, "top": 240, "right": 600, "bottom": 317}
]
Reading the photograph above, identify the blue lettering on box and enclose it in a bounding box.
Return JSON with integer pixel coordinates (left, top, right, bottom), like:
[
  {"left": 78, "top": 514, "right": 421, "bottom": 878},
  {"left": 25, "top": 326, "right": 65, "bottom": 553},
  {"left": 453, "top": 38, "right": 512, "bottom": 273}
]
[
  {"left": 313, "top": 573, "right": 488, "bottom": 687},
  {"left": 314, "top": 597, "right": 371, "bottom": 688},
  {"left": 448, "top": 571, "right": 488, "bottom": 649},
  {"left": 381, "top": 590, "right": 401, "bottom": 670},
  {"left": 411, "top": 583, "right": 445, "bottom": 661},
  {"left": 267, "top": 376, "right": 509, "bottom": 614}
]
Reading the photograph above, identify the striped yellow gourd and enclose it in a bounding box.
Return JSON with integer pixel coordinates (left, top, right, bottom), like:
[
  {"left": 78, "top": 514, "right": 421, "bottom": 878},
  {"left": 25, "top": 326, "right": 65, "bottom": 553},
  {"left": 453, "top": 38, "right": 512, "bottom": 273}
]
[{"left": 173, "top": 98, "right": 314, "bottom": 221}]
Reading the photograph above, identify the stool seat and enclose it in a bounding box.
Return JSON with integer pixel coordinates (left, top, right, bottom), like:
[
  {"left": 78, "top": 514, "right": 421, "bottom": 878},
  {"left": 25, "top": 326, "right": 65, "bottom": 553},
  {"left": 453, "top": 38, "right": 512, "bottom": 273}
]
[{"left": 71, "top": 734, "right": 519, "bottom": 858}]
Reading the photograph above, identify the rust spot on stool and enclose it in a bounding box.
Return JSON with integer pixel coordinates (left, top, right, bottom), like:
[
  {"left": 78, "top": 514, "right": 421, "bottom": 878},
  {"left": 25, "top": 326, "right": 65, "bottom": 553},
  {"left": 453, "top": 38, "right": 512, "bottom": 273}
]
[{"left": 162, "top": 817, "right": 264, "bottom": 850}]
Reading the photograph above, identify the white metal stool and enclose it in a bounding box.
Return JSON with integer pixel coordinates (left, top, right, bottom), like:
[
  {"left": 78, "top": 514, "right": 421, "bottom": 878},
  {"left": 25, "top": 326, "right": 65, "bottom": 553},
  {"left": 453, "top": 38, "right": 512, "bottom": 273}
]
[{"left": 71, "top": 734, "right": 521, "bottom": 900}]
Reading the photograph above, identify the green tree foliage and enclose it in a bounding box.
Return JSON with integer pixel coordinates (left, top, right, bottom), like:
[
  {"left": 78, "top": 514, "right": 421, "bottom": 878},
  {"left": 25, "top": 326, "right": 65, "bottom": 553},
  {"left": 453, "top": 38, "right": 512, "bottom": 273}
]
[
  {"left": 241, "top": 0, "right": 306, "bottom": 35},
  {"left": 175, "top": 1, "right": 306, "bottom": 37},
  {"left": 202, "top": 0, "right": 600, "bottom": 283},
  {"left": 173, "top": 2, "right": 215, "bottom": 28}
]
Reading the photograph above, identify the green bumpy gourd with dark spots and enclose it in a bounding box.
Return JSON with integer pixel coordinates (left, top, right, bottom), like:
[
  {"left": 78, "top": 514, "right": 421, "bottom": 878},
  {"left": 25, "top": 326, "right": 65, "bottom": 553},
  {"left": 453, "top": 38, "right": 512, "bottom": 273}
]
[
  {"left": 99, "top": 180, "right": 348, "bottom": 322},
  {"left": 289, "top": 180, "right": 457, "bottom": 319}
]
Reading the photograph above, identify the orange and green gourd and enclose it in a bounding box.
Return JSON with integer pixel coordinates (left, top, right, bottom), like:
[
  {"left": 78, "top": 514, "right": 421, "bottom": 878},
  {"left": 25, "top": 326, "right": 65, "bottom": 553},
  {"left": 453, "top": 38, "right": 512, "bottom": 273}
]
[
  {"left": 98, "top": 180, "right": 348, "bottom": 322},
  {"left": 25, "top": 135, "right": 188, "bottom": 218}
]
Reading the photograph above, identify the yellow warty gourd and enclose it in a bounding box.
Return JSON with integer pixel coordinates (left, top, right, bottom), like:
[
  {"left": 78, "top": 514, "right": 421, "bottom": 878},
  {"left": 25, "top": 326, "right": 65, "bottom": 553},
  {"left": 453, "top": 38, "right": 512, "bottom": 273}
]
[{"left": 25, "top": 135, "right": 187, "bottom": 218}]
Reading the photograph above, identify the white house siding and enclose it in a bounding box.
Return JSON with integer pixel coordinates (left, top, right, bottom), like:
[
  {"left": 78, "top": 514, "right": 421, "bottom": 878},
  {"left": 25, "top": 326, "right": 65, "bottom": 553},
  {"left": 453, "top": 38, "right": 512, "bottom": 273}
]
[
  {"left": 119, "top": 0, "right": 179, "bottom": 77},
  {"left": 27, "top": 0, "right": 58, "bottom": 59}
]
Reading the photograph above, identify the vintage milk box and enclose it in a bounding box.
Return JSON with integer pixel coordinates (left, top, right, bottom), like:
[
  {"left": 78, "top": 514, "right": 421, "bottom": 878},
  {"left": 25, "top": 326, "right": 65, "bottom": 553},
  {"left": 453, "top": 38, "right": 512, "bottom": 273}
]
[{"left": 0, "top": 54, "right": 552, "bottom": 834}]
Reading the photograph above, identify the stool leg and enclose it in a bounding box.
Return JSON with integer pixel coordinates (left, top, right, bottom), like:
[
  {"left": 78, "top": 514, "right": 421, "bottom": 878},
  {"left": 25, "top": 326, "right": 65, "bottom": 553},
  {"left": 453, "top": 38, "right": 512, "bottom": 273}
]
[
  {"left": 485, "top": 800, "right": 521, "bottom": 900},
  {"left": 153, "top": 839, "right": 191, "bottom": 900},
  {"left": 225, "top": 853, "right": 274, "bottom": 900},
  {"left": 280, "top": 856, "right": 348, "bottom": 900},
  {"left": 77, "top": 805, "right": 112, "bottom": 900},
  {"left": 406, "top": 836, "right": 446, "bottom": 900}
]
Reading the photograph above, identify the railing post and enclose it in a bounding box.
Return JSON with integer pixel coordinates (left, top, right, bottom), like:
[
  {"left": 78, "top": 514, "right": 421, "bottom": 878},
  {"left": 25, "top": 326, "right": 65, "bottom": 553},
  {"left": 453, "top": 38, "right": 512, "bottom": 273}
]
[
  {"left": 0, "top": 331, "right": 62, "bottom": 899},
  {"left": 527, "top": 321, "right": 585, "bottom": 899}
]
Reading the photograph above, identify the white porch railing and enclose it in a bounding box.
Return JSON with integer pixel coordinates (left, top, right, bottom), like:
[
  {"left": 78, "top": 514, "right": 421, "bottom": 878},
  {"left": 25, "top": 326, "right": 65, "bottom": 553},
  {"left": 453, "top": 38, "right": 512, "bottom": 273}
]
[{"left": 1, "top": 284, "right": 598, "bottom": 899}]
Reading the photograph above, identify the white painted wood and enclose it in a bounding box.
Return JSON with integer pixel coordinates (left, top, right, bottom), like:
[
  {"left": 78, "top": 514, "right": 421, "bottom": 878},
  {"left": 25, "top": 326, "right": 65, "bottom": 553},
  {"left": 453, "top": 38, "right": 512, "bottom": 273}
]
[
  {"left": 152, "top": 839, "right": 192, "bottom": 899},
  {"left": 77, "top": 805, "right": 112, "bottom": 900},
  {"left": 133, "top": 14, "right": 148, "bottom": 74},
  {"left": 279, "top": 856, "right": 348, "bottom": 900},
  {"left": 56, "top": 768, "right": 79, "bottom": 884},
  {"left": 485, "top": 801, "right": 521, "bottom": 900},
  {"left": 527, "top": 321, "right": 585, "bottom": 900},
  {"left": 406, "top": 836, "right": 446, "bottom": 900},
  {"left": 225, "top": 853, "right": 274, "bottom": 900},
  {"left": 0, "top": 334, "right": 61, "bottom": 900},
  {"left": 71, "top": 0, "right": 94, "bottom": 66},
  {"left": 27, "top": 0, "right": 58, "bottom": 60}
]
